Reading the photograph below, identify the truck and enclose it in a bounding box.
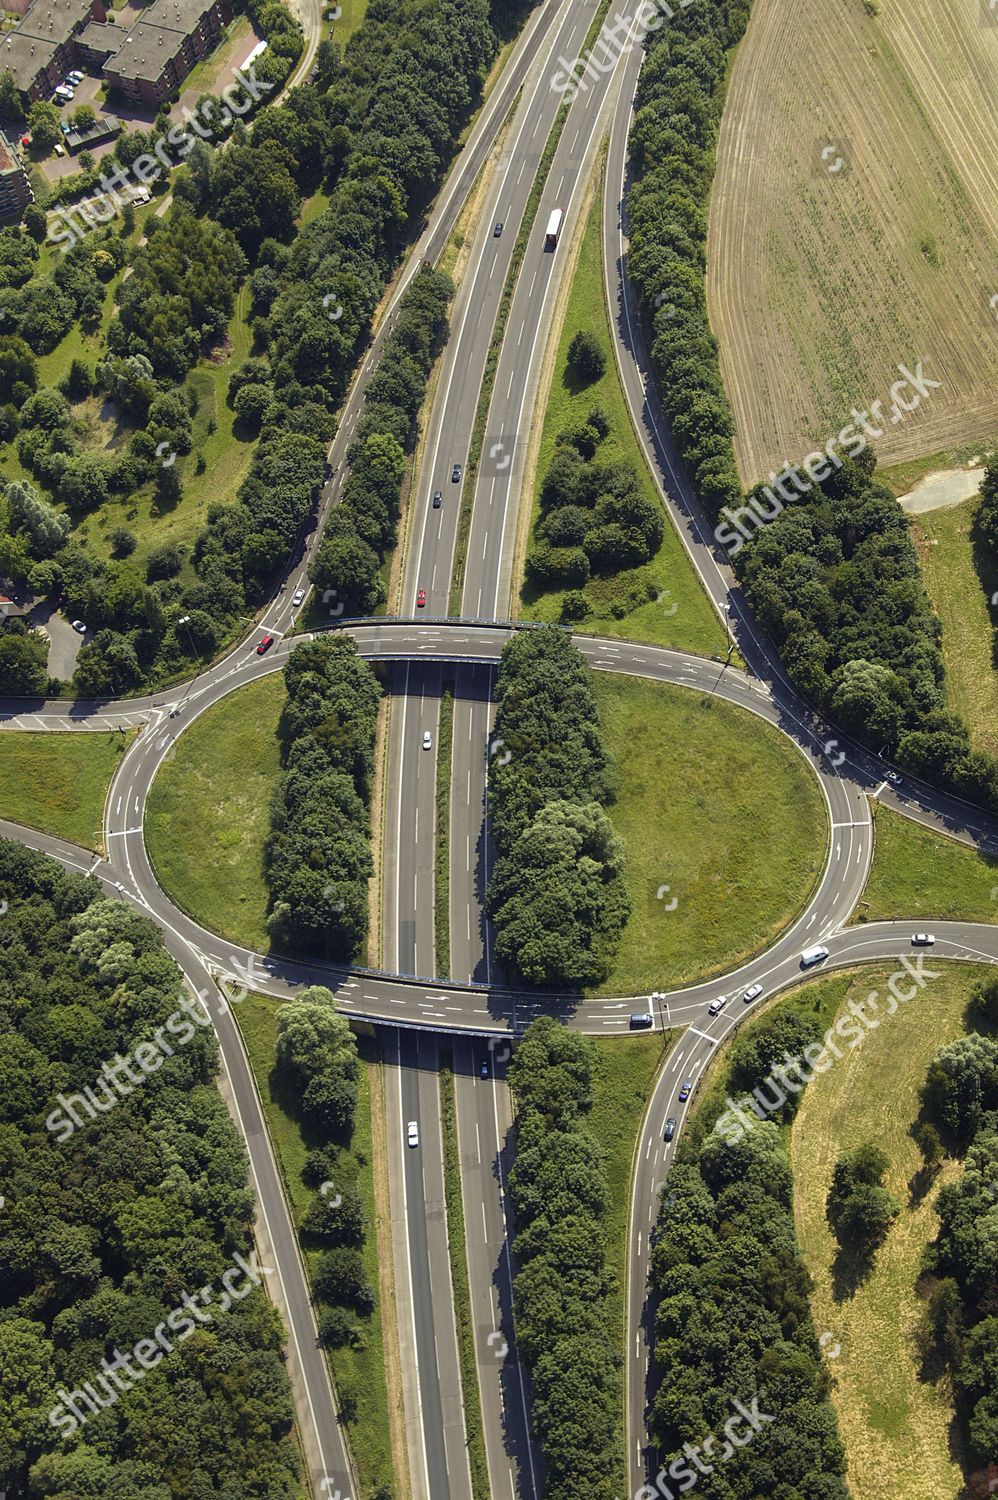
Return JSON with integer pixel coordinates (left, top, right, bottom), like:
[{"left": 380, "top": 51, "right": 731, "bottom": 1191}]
[{"left": 544, "top": 207, "right": 563, "bottom": 249}]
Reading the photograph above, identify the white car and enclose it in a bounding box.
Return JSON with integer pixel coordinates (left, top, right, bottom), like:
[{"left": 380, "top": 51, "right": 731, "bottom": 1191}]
[
  {"left": 707, "top": 994, "right": 728, "bottom": 1016},
  {"left": 422, "top": 730, "right": 432, "bottom": 750},
  {"left": 742, "top": 983, "right": 763, "bottom": 1004},
  {"left": 66, "top": 69, "right": 83, "bottom": 83},
  {"left": 911, "top": 933, "right": 935, "bottom": 946},
  {"left": 406, "top": 1121, "right": 419, "bottom": 1148},
  {"left": 292, "top": 587, "right": 306, "bottom": 607},
  {"left": 71, "top": 619, "right": 86, "bottom": 634}
]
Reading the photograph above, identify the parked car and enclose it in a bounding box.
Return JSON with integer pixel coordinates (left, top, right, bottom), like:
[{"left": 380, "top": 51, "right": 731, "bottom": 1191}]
[
  {"left": 707, "top": 994, "right": 728, "bottom": 1016},
  {"left": 71, "top": 619, "right": 86, "bottom": 634},
  {"left": 664, "top": 1117, "right": 677, "bottom": 1142},
  {"left": 800, "top": 945, "right": 829, "bottom": 968},
  {"left": 66, "top": 69, "right": 84, "bottom": 83},
  {"left": 678, "top": 1080, "right": 692, "bottom": 1102},
  {"left": 743, "top": 983, "right": 763, "bottom": 1004},
  {"left": 256, "top": 634, "right": 274, "bottom": 654},
  {"left": 911, "top": 933, "right": 935, "bottom": 946},
  {"left": 406, "top": 1120, "right": 419, "bottom": 1148}
]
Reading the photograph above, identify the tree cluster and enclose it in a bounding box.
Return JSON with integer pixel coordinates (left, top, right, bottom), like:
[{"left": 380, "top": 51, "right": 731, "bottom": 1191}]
[
  {"left": 733, "top": 453, "right": 998, "bottom": 812},
  {"left": 626, "top": 0, "right": 748, "bottom": 523},
  {"left": 918, "top": 992, "right": 998, "bottom": 1472},
  {"left": 0, "top": 838, "right": 306, "bottom": 1499},
  {"left": 484, "top": 627, "right": 629, "bottom": 987},
  {"left": 308, "top": 266, "right": 452, "bottom": 617},
  {"left": 649, "top": 1121, "right": 848, "bottom": 1498},
  {"left": 506, "top": 1018, "right": 619, "bottom": 1500},
  {"left": 266, "top": 636, "right": 381, "bottom": 958},
  {"left": 526, "top": 410, "right": 664, "bottom": 613},
  {"left": 274, "top": 985, "right": 376, "bottom": 1340}
]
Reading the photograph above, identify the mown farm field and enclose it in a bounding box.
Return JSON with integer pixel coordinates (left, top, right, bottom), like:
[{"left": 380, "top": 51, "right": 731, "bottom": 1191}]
[{"left": 708, "top": 0, "right": 998, "bottom": 484}]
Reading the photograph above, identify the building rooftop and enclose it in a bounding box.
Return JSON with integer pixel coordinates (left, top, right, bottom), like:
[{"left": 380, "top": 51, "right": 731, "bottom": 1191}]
[
  {"left": 105, "top": 20, "right": 185, "bottom": 79},
  {"left": 141, "top": 0, "right": 220, "bottom": 36},
  {"left": 78, "top": 19, "right": 129, "bottom": 51},
  {"left": 14, "top": 0, "right": 97, "bottom": 46},
  {"left": 0, "top": 29, "right": 58, "bottom": 90},
  {"left": 0, "top": 131, "right": 23, "bottom": 176}
]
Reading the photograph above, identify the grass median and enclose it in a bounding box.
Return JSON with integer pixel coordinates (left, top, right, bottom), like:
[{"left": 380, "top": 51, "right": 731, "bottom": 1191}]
[
  {"left": 237, "top": 993, "right": 395, "bottom": 1499},
  {"left": 857, "top": 801, "right": 998, "bottom": 925},
  {"left": 0, "top": 729, "right": 129, "bottom": 849}
]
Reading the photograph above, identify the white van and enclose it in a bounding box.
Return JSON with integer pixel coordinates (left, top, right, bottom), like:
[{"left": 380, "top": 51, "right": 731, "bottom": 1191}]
[{"left": 800, "top": 945, "right": 829, "bottom": 968}]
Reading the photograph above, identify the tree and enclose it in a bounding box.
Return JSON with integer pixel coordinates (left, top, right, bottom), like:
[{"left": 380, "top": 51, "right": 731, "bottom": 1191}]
[
  {"left": 0, "top": 70, "right": 21, "bottom": 120},
  {"left": 108, "top": 526, "right": 136, "bottom": 558},
  {"left": 0, "top": 630, "right": 47, "bottom": 693},
  {"left": 826, "top": 1144, "right": 898, "bottom": 1251},
  {"left": 23, "top": 203, "right": 46, "bottom": 242},
  {"left": 26, "top": 100, "right": 61, "bottom": 153},
  {"left": 567, "top": 329, "right": 605, "bottom": 383},
  {"left": 5, "top": 479, "right": 69, "bottom": 557},
  {"left": 69, "top": 103, "right": 96, "bottom": 130},
  {"left": 233, "top": 380, "right": 271, "bottom": 431}
]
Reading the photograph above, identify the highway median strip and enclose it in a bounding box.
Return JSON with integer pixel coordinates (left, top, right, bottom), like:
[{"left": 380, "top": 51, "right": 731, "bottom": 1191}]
[{"left": 435, "top": 682, "right": 455, "bottom": 978}]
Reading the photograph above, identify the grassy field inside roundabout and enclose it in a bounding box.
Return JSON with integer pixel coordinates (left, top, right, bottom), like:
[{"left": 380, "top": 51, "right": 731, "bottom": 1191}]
[
  {"left": 592, "top": 672, "right": 826, "bottom": 994},
  {"left": 145, "top": 675, "right": 284, "bottom": 951},
  {"left": 143, "top": 667, "right": 827, "bottom": 991}
]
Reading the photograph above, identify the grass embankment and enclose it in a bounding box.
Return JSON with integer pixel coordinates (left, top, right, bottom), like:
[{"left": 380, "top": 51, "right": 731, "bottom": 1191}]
[
  {"left": 590, "top": 1033, "right": 669, "bottom": 1339},
  {"left": 237, "top": 993, "right": 395, "bottom": 1498},
  {"left": 858, "top": 802, "right": 998, "bottom": 925},
  {"left": 438, "top": 1055, "right": 489, "bottom": 1500},
  {"left": 145, "top": 675, "right": 284, "bottom": 949},
  {"left": 593, "top": 671, "right": 826, "bottom": 993},
  {"left": 789, "top": 963, "right": 985, "bottom": 1500},
  {"left": 435, "top": 683, "right": 454, "bottom": 977},
  {"left": 520, "top": 182, "right": 725, "bottom": 656},
  {"left": 908, "top": 495, "right": 998, "bottom": 755},
  {"left": 0, "top": 730, "right": 128, "bottom": 848}
]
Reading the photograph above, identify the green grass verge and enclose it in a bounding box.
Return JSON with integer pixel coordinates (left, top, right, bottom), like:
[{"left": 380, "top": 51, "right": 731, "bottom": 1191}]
[
  {"left": 237, "top": 993, "right": 394, "bottom": 1499},
  {"left": 435, "top": 682, "right": 454, "bottom": 977},
  {"left": 592, "top": 671, "right": 826, "bottom": 993},
  {"left": 908, "top": 495, "right": 998, "bottom": 755},
  {"left": 0, "top": 729, "right": 128, "bottom": 848},
  {"left": 438, "top": 1055, "right": 490, "bottom": 1500},
  {"left": 857, "top": 801, "right": 998, "bottom": 924},
  {"left": 145, "top": 674, "right": 284, "bottom": 950},
  {"left": 519, "top": 174, "right": 726, "bottom": 657},
  {"left": 590, "top": 1033, "right": 669, "bottom": 1337},
  {"left": 788, "top": 963, "right": 983, "bottom": 1500}
]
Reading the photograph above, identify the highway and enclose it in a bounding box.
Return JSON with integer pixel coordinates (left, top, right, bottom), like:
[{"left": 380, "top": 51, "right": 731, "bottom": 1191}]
[{"left": 3, "top": 0, "right": 998, "bottom": 1494}]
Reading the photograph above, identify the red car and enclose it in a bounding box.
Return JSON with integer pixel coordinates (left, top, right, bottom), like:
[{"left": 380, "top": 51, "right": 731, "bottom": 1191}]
[
  {"left": 256, "top": 634, "right": 275, "bottom": 655},
  {"left": 416, "top": 590, "right": 426, "bottom": 608}
]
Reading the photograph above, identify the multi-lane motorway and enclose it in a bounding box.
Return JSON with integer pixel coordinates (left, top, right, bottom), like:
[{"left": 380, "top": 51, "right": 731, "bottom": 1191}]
[{"left": 2, "top": 1, "right": 998, "bottom": 1497}]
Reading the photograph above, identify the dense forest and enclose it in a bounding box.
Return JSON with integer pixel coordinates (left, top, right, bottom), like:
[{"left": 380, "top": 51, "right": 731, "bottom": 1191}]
[
  {"left": 484, "top": 627, "right": 629, "bottom": 987},
  {"left": 0, "top": 837, "right": 306, "bottom": 1498},
  {"left": 0, "top": 0, "right": 514, "bottom": 695},
  {"left": 267, "top": 635, "right": 381, "bottom": 958},
  {"left": 649, "top": 1001, "right": 848, "bottom": 1499},
  {"left": 507, "top": 1018, "right": 619, "bottom": 1500}
]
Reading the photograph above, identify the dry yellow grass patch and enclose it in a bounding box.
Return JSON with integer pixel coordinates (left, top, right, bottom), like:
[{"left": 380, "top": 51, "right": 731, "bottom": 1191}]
[
  {"left": 709, "top": 0, "right": 998, "bottom": 485},
  {"left": 790, "top": 964, "right": 985, "bottom": 1500}
]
